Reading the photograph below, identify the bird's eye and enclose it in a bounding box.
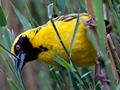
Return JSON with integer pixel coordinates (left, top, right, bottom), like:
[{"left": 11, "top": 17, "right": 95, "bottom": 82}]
[{"left": 16, "top": 45, "right": 20, "bottom": 50}]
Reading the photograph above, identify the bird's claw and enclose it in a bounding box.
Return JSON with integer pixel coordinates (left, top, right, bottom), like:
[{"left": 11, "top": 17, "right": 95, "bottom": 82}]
[
  {"left": 85, "top": 15, "right": 97, "bottom": 29},
  {"left": 96, "top": 72, "right": 110, "bottom": 83}
]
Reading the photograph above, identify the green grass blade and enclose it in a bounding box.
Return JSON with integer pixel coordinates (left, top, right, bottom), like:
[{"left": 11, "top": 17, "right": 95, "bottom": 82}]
[
  {"left": 0, "top": 1, "right": 7, "bottom": 27},
  {"left": 108, "top": 0, "right": 120, "bottom": 35},
  {"left": 11, "top": 29, "right": 15, "bottom": 42},
  {"left": 75, "top": 0, "right": 86, "bottom": 13},
  {"left": 2, "top": 27, "right": 12, "bottom": 51},
  {"left": 4, "top": 59, "right": 25, "bottom": 90},
  {"left": 48, "top": 4, "right": 89, "bottom": 89},
  {"left": 50, "top": 18, "right": 77, "bottom": 68},
  {"left": 32, "top": 17, "right": 40, "bottom": 26},
  {"left": 51, "top": 54, "right": 74, "bottom": 72},
  {"left": 44, "top": 73, "right": 54, "bottom": 90},
  {"left": 17, "top": 69, "right": 26, "bottom": 90},
  {"left": 10, "top": 2, "right": 32, "bottom": 30},
  {"left": 0, "top": 44, "right": 20, "bottom": 60},
  {"left": 49, "top": 0, "right": 61, "bottom": 16},
  {"left": 2, "top": 27, "right": 15, "bottom": 65},
  {"left": 81, "top": 71, "right": 91, "bottom": 78},
  {"left": 2, "top": 29, "right": 26, "bottom": 90},
  {"left": 33, "top": 0, "right": 48, "bottom": 24},
  {"left": 50, "top": 65, "right": 65, "bottom": 90},
  {"left": 24, "top": 0, "right": 36, "bottom": 28},
  {"left": 65, "top": 0, "right": 73, "bottom": 13},
  {"left": 92, "top": 0, "right": 116, "bottom": 89},
  {"left": 72, "top": 72, "right": 88, "bottom": 89},
  {"left": 48, "top": 3, "right": 77, "bottom": 67},
  {"left": 48, "top": 3, "right": 69, "bottom": 61},
  {"left": 39, "top": 71, "right": 53, "bottom": 90},
  {"left": 0, "top": 44, "right": 7, "bottom": 52},
  {"left": 4, "top": 59, "right": 17, "bottom": 80},
  {"left": 69, "top": 72, "right": 79, "bottom": 90},
  {"left": 70, "top": 15, "right": 79, "bottom": 56},
  {"left": 7, "top": 78, "right": 19, "bottom": 90},
  {"left": 81, "top": 67, "right": 93, "bottom": 83},
  {"left": 85, "top": 27, "right": 100, "bottom": 52},
  {"left": 39, "top": 72, "right": 48, "bottom": 90},
  {"left": 56, "top": 71, "right": 63, "bottom": 82},
  {"left": 48, "top": 3, "right": 53, "bottom": 19},
  {"left": 79, "top": 17, "right": 100, "bottom": 52},
  {"left": 57, "top": 0, "right": 65, "bottom": 15}
]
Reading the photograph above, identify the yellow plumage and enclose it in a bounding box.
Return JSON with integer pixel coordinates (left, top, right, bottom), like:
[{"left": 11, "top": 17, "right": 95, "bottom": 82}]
[{"left": 11, "top": 13, "right": 98, "bottom": 68}]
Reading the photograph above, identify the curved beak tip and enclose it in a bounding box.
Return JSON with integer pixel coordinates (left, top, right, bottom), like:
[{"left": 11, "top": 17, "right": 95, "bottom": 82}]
[
  {"left": 15, "top": 58, "right": 23, "bottom": 71},
  {"left": 15, "top": 51, "right": 27, "bottom": 71}
]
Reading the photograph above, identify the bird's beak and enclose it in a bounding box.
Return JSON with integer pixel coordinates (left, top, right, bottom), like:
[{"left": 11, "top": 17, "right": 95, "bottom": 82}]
[{"left": 15, "top": 51, "right": 27, "bottom": 71}]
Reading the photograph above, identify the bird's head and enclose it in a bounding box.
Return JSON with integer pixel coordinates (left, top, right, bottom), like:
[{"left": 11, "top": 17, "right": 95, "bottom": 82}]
[{"left": 11, "top": 30, "right": 42, "bottom": 71}]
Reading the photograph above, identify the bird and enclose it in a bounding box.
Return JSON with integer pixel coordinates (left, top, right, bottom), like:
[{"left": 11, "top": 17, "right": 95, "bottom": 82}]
[{"left": 11, "top": 13, "right": 98, "bottom": 70}]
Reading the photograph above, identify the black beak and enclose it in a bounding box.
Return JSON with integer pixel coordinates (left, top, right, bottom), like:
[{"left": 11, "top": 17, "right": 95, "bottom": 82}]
[{"left": 15, "top": 51, "right": 27, "bottom": 71}]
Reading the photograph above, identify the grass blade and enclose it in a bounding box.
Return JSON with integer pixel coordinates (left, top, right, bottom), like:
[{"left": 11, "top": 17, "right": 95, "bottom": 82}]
[
  {"left": 7, "top": 78, "right": 19, "bottom": 90},
  {"left": 69, "top": 72, "right": 79, "bottom": 90},
  {"left": 81, "top": 71, "right": 91, "bottom": 78},
  {"left": 86, "top": 26, "right": 100, "bottom": 52},
  {"left": 2, "top": 27, "right": 16, "bottom": 64},
  {"left": 70, "top": 15, "right": 79, "bottom": 56},
  {"left": 51, "top": 54, "right": 75, "bottom": 72},
  {"left": 0, "top": 44, "right": 20, "bottom": 60},
  {"left": 50, "top": 65, "right": 65, "bottom": 90},
  {"left": 48, "top": 3, "right": 53, "bottom": 19},
  {"left": 17, "top": 69, "right": 26, "bottom": 90},
  {"left": 24, "top": 0, "right": 36, "bottom": 28},
  {"left": 48, "top": 4, "right": 89, "bottom": 89},
  {"left": 92, "top": 0, "right": 116, "bottom": 89},
  {"left": 48, "top": 3, "right": 76, "bottom": 67},
  {"left": 39, "top": 71, "right": 53, "bottom": 90},
  {"left": 65, "top": 0, "right": 73, "bottom": 13},
  {"left": 108, "top": 0, "right": 120, "bottom": 35},
  {"left": 0, "top": 0, "right": 7, "bottom": 27},
  {"left": 57, "top": 0, "right": 65, "bottom": 15},
  {"left": 2, "top": 27, "right": 12, "bottom": 51},
  {"left": 49, "top": 0, "right": 61, "bottom": 16},
  {"left": 11, "top": 2, "right": 32, "bottom": 30},
  {"left": 75, "top": 0, "right": 86, "bottom": 13},
  {"left": 4, "top": 59, "right": 25, "bottom": 90},
  {"left": 0, "top": 44, "right": 7, "bottom": 52},
  {"left": 44, "top": 73, "right": 53, "bottom": 90}
]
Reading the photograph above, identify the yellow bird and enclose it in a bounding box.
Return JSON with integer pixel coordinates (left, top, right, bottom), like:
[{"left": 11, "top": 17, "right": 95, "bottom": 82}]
[{"left": 11, "top": 13, "right": 98, "bottom": 70}]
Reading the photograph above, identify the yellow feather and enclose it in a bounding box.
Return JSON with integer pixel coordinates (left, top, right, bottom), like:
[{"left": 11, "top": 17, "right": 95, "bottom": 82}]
[{"left": 11, "top": 13, "right": 98, "bottom": 67}]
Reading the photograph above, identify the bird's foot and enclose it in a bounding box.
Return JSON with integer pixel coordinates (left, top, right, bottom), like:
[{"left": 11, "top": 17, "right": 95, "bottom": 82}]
[
  {"left": 96, "top": 53, "right": 110, "bottom": 83},
  {"left": 85, "top": 15, "right": 97, "bottom": 29},
  {"left": 96, "top": 53, "right": 104, "bottom": 62},
  {"left": 96, "top": 72, "right": 110, "bottom": 83}
]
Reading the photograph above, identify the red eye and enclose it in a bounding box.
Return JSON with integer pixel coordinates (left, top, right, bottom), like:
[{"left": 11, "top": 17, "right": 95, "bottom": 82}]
[{"left": 16, "top": 45, "right": 20, "bottom": 50}]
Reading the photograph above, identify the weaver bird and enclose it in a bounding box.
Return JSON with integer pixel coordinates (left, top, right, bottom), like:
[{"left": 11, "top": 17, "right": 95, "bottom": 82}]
[{"left": 11, "top": 13, "right": 98, "bottom": 70}]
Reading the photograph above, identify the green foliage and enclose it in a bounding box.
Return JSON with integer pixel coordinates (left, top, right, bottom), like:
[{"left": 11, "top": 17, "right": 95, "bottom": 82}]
[
  {"left": 70, "top": 15, "right": 79, "bottom": 56},
  {"left": 11, "top": 3, "right": 32, "bottom": 30},
  {"left": 0, "top": 4, "right": 26, "bottom": 90},
  {"left": 0, "top": 0, "right": 120, "bottom": 90},
  {"left": 57, "top": 0, "right": 65, "bottom": 15},
  {"left": 92, "top": 0, "right": 116, "bottom": 89},
  {"left": 0, "top": 0, "right": 7, "bottom": 27},
  {"left": 7, "top": 78, "right": 19, "bottom": 90}
]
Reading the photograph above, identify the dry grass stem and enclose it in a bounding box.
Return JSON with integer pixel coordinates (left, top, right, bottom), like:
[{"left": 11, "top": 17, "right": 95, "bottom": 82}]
[
  {"left": 85, "top": 0, "right": 99, "bottom": 46},
  {"left": 107, "top": 34, "right": 120, "bottom": 65},
  {"left": 107, "top": 34, "right": 120, "bottom": 85}
]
